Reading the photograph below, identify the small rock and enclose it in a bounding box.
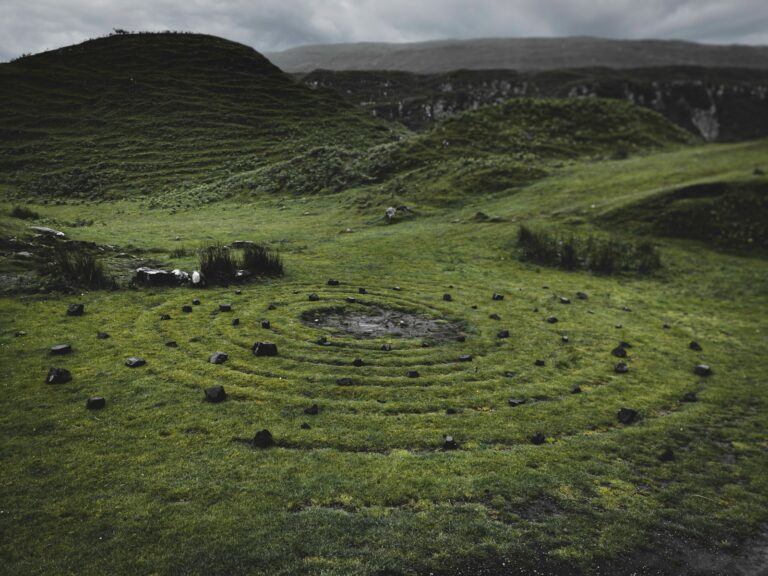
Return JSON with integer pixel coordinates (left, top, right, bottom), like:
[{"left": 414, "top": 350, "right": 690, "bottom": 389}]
[
  {"left": 471, "top": 305, "right": 478, "bottom": 309},
  {"left": 235, "top": 289, "right": 242, "bottom": 295},
  {"left": 694, "top": 364, "right": 712, "bottom": 377},
  {"left": 219, "top": 304, "right": 232, "bottom": 312},
  {"left": 561, "top": 335, "right": 569, "bottom": 343},
  {"left": 618, "top": 341, "right": 632, "bottom": 349},
  {"left": 50, "top": 344, "right": 72, "bottom": 355},
  {"left": 300, "top": 423, "right": 312, "bottom": 430},
  {"left": 268, "top": 303, "right": 277, "bottom": 310},
  {"left": 623, "top": 306, "right": 632, "bottom": 312},
  {"left": 663, "top": 323, "right": 671, "bottom": 329},
  {"left": 165, "top": 340, "right": 178, "bottom": 348},
  {"left": 503, "top": 371, "right": 516, "bottom": 378},
  {"left": 381, "top": 344, "right": 392, "bottom": 351},
  {"left": 252, "top": 429, "right": 274, "bottom": 448},
  {"left": 406, "top": 370, "right": 420, "bottom": 378},
  {"left": 15, "top": 331, "right": 26, "bottom": 337},
  {"left": 392, "top": 286, "right": 401, "bottom": 291},
  {"left": 46, "top": 367, "right": 71, "bottom": 384},
  {"left": 456, "top": 335, "right": 466, "bottom": 342},
  {"left": 530, "top": 432, "right": 546, "bottom": 445},
  {"left": 352, "top": 358, "right": 364, "bottom": 367},
  {"left": 546, "top": 316, "right": 558, "bottom": 324},
  {"left": 86, "top": 397, "right": 106, "bottom": 410},
  {"left": 446, "top": 408, "right": 457, "bottom": 415},
  {"left": 508, "top": 398, "right": 526, "bottom": 407},
  {"left": 160, "top": 314, "right": 171, "bottom": 321},
  {"left": 336, "top": 377, "right": 354, "bottom": 386},
  {"left": 443, "top": 435, "right": 458, "bottom": 450},
  {"left": 534, "top": 359, "right": 545, "bottom": 367},
  {"left": 689, "top": 341, "right": 702, "bottom": 351},
  {"left": 209, "top": 352, "right": 228, "bottom": 365},
  {"left": 66, "top": 304, "right": 84, "bottom": 316},
  {"left": 327, "top": 279, "right": 339, "bottom": 286},
  {"left": 617, "top": 407, "right": 638, "bottom": 424},
  {"left": 252, "top": 342, "right": 278, "bottom": 357},
  {"left": 615, "top": 324, "right": 623, "bottom": 329},
  {"left": 358, "top": 288, "right": 367, "bottom": 294},
  {"left": 497, "top": 329, "right": 510, "bottom": 339},
  {"left": 125, "top": 357, "right": 146, "bottom": 368},
  {"left": 232, "top": 318, "right": 240, "bottom": 326},
  {"left": 658, "top": 448, "right": 675, "bottom": 462},
  {"left": 492, "top": 293, "right": 504, "bottom": 301},
  {"left": 576, "top": 292, "right": 588, "bottom": 300},
  {"left": 182, "top": 305, "right": 193, "bottom": 313},
  {"left": 97, "top": 332, "right": 110, "bottom": 339},
  {"left": 560, "top": 297, "right": 571, "bottom": 304},
  {"left": 317, "top": 336, "right": 330, "bottom": 346},
  {"left": 308, "top": 293, "right": 320, "bottom": 302},
  {"left": 443, "top": 293, "right": 453, "bottom": 302},
  {"left": 261, "top": 320, "right": 271, "bottom": 329},
  {"left": 346, "top": 297, "right": 357, "bottom": 303},
  {"left": 204, "top": 385, "right": 226, "bottom": 403},
  {"left": 681, "top": 391, "right": 698, "bottom": 402},
  {"left": 614, "top": 362, "right": 629, "bottom": 374},
  {"left": 458, "top": 354, "right": 473, "bottom": 362},
  {"left": 489, "top": 313, "right": 501, "bottom": 321},
  {"left": 192, "top": 299, "right": 201, "bottom": 305},
  {"left": 611, "top": 346, "right": 627, "bottom": 358},
  {"left": 571, "top": 385, "right": 581, "bottom": 394},
  {"left": 304, "top": 404, "right": 319, "bottom": 415}
]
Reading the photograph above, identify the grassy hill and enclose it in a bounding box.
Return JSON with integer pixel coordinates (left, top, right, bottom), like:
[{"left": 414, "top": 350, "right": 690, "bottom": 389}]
[{"left": 0, "top": 32, "right": 400, "bottom": 201}]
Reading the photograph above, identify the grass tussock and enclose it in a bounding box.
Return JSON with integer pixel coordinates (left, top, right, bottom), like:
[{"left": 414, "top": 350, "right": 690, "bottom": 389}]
[
  {"left": 517, "top": 225, "right": 661, "bottom": 275},
  {"left": 10, "top": 205, "right": 41, "bottom": 219},
  {"left": 199, "top": 242, "right": 283, "bottom": 284},
  {"left": 47, "top": 243, "right": 114, "bottom": 289}
]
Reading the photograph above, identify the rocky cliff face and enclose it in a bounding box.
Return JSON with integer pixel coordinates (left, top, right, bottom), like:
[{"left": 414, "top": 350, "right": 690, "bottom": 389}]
[{"left": 301, "top": 68, "right": 768, "bottom": 142}]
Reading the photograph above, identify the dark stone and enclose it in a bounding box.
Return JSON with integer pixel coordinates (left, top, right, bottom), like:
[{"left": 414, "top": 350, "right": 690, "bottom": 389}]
[
  {"left": 571, "top": 385, "right": 582, "bottom": 394},
  {"left": 327, "top": 279, "right": 340, "bottom": 286},
  {"left": 659, "top": 448, "right": 675, "bottom": 462},
  {"left": 66, "top": 303, "right": 84, "bottom": 316},
  {"left": 50, "top": 344, "right": 72, "bottom": 355},
  {"left": 497, "top": 329, "right": 510, "bottom": 339},
  {"left": 617, "top": 407, "right": 638, "bottom": 424},
  {"left": 508, "top": 398, "right": 526, "bottom": 407},
  {"left": 456, "top": 335, "right": 466, "bottom": 342},
  {"left": 618, "top": 341, "right": 632, "bottom": 348},
  {"left": 663, "top": 323, "right": 671, "bottom": 329},
  {"left": 219, "top": 304, "right": 232, "bottom": 312},
  {"left": 611, "top": 346, "right": 627, "bottom": 358},
  {"left": 300, "top": 423, "right": 312, "bottom": 430},
  {"left": 471, "top": 305, "right": 478, "bottom": 309},
  {"left": 232, "top": 318, "right": 240, "bottom": 326},
  {"left": 560, "top": 297, "right": 571, "bottom": 304},
  {"left": 534, "top": 359, "right": 545, "bottom": 367},
  {"left": 46, "top": 367, "right": 71, "bottom": 384},
  {"left": 97, "top": 332, "right": 110, "bottom": 339},
  {"left": 192, "top": 299, "right": 200, "bottom": 305},
  {"left": 346, "top": 297, "right": 357, "bottom": 304},
  {"left": 14, "top": 331, "right": 25, "bottom": 337},
  {"left": 235, "top": 289, "right": 242, "bottom": 295},
  {"left": 689, "top": 341, "right": 703, "bottom": 351},
  {"left": 86, "top": 397, "right": 106, "bottom": 410},
  {"left": 503, "top": 371, "right": 517, "bottom": 378},
  {"left": 392, "top": 286, "right": 401, "bottom": 291},
  {"left": 681, "top": 391, "right": 698, "bottom": 402},
  {"left": 165, "top": 340, "right": 178, "bottom": 348},
  {"left": 421, "top": 342, "right": 431, "bottom": 348},
  {"left": 458, "top": 355, "right": 473, "bottom": 362},
  {"left": 694, "top": 364, "right": 712, "bottom": 377},
  {"left": 308, "top": 293, "right": 320, "bottom": 302},
  {"left": 209, "top": 352, "right": 228, "bottom": 365},
  {"left": 160, "top": 314, "right": 171, "bottom": 321},
  {"left": 446, "top": 408, "right": 457, "bottom": 415},
  {"left": 546, "top": 316, "right": 558, "bottom": 324},
  {"left": 492, "top": 293, "right": 504, "bottom": 301},
  {"left": 615, "top": 324, "right": 623, "bottom": 329},
  {"left": 182, "top": 305, "right": 193, "bottom": 313},
  {"left": 614, "top": 362, "right": 629, "bottom": 374},
  {"left": 261, "top": 320, "right": 271, "bottom": 329},
  {"left": 317, "top": 336, "right": 329, "bottom": 346},
  {"left": 489, "top": 313, "right": 501, "bottom": 321},
  {"left": 576, "top": 292, "right": 588, "bottom": 300},
  {"left": 381, "top": 344, "right": 392, "bottom": 351},
  {"left": 530, "top": 432, "right": 546, "bottom": 445},
  {"left": 252, "top": 429, "right": 274, "bottom": 448},
  {"left": 406, "top": 370, "right": 420, "bottom": 378},
  {"left": 443, "top": 293, "right": 453, "bottom": 302},
  {"left": 336, "top": 378, "right": 354, "bottom": 386},
  {"left": 443, "top": 435, "right": 458, "bottom": 450},
  {"left": 268, "top": 303, "right": 277, "bottom": 310},
  {"left": 561, "top": 335, "right": 569, "bottom": 343},
  {"left": 125, "top": 357, "right": 146, "bottom": 368},
  {"left": 358, "top": 288, "right": 367, "bottom": 294},
  {"left": 623, "top": 306, "right": 632, "bottom": 312},
  {"left": 352, "top": 358, "right": 364, "bottom": 367},
  {"left": 304, "top": 404, "right": 319, "bottom": 415},
  {"left": 204, "top": 385, "right": 226, "bottom": 403},
  {"left": 252, "top": 342, "right": 278, "bottom": 357}
]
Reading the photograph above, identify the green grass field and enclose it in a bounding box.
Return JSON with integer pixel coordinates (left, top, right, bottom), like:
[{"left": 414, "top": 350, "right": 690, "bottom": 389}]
[{"left": 1, "top": 33, "right": 767, "bottom": 576}]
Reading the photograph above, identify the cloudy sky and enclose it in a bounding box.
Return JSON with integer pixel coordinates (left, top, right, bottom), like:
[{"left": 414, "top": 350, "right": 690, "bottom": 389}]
[{"left": 2, "top": 0, "right": 767, "bottom": 61}]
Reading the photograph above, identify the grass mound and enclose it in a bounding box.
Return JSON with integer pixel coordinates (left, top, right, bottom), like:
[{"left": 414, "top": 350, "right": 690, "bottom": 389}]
[{"left": 199, "top": 242, "right": 283, "bottom": 284}]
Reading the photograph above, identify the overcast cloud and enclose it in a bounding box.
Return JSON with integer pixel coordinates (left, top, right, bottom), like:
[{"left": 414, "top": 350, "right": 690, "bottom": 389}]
[{"left": 2, "top": 0, "right": 767, "bottom": 62}]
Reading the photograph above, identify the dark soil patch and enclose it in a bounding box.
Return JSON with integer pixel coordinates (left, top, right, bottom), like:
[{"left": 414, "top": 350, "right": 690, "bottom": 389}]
[{"left": 301, "top": 305, "right": 464, "bottom": 343}]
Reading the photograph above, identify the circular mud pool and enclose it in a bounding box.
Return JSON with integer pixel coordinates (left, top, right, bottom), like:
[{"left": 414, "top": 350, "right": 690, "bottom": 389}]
[{"left": 302, "top": 305, "right": 464, "bottom": 343}]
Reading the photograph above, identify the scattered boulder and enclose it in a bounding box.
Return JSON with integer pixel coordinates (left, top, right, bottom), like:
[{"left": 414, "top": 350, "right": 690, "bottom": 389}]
[
  {"left": 497, "top": 329, "right": 510, "bottom": 339},
  {"left": 268, "top": 303, "right": 277, "bottom": 310},
  {"left": 611, "top": 346, "right": 627, "bottom": 358},
  {"left": 576, "top": 292, "right": 588, "bottom": 300},
  {"left": 658, "top": 448, "right": 675, "bottom": 462},
  {"left": 300, "top": 423, "right": 312, "bottom": 430},
  {"left": 456, "top": 335, "right": 466, "bottom": 342},
  {"left": 336, "top": 378, "right": 354, "bottom": 386},
  {"left": 31, "top": 225, "right": 65, "bottom": 238},
  {"left": 219, "top": 304, "right": 232, "bottom": 312},
  {"left": 191, "top": 271, "right": 205, "bottom": 286},
  {"left": 530, "top": 432, "right": 546, "bottom": 445},
  {"left": 443, "top": 435, "right": 458, "bottom": 450},
  {"left": 50, "top": 344, "right": 72, "bottom": 355},
  {"left": 97, "top": 332, "right": 110, "bottom": 340},
  {"left": 209, "top": 352, "right": 228, "bottom": 365},
  {"left": 443, "top": 293, "right": 453, "bottom": 302},
  {"left": 327, "top": 279, "right": 340, "bottom": 286},
  {"left": 492, "top": 293, "right": 504, "bottom": 301},
  {"left": 182, "top": 305, "right": 193, "bottom": 313},
  {"left": 503, "top": 371, "right": 516, "bottom": 378},
  {"left": 689, "top": 341, "right": 703, "bottom": 351},
  {"left": 252, "top": 342, "right": 278, "bottom": 357},
  {"left": 352, "top": 358, "right": 364, "bottom": 367},
  {"left": 407, "top": 370, "right": 420, "bottom": 378},
  {"left": 446, "top": 407, "right": 457, "bottom": 415},
  {"left": 508, "top": 398, "right": 526, "bottom": 407},
  {"left": 358, "top": 288, "right": 367, "bottom": 294},
  {"left": 46, "top": 367, "right": 71, "bottom": 384},
  {"left": 571, "top": 385, "right": 582, "bottom": 394},
  {"left": 623, "top": 306, "right": 632, "bottom": 312},
  {"left": 559, "top": 297, "right": 571, "bottom": 304},
  {"left": 66, "top": 303, "right": 84, "bottom": 316},
  {"left": 458, "top": 354, "right": 473, "bottom": 362},
  {"left": 165, "top": 340, "right": 178, "bottom": 348},
  {"left": 235, "top": 289, "right": 242, "bottom": 295},
  {"left": 252, "top": 429, "right": 274, "bottom": 448},
  {"left": 615, "top": 324, "right": 623, "bottom": 329},
  {"left": 475, "top": 211, "right": 489, "bottom": 222},
  {"left": 192, "top": 299, "right": 201, "bottom": 306},
  {"left": 381, "top": 344, "right": 392, "bottom": 351},
  {"left": 86, "top": 397, "right": 106, "bottom": 410},
  {"left": 617, "top": 407, "right": 638, "bottom": 424},
  {"left": 134, "top": 267, "right": 177, "bottom": 286},
  {"left": 125, "top": 357, "right": 146, "bottom": 368},
  {"left": 304, "top": 404, "right": 319, "bottom": 415},
  {"left": 232, "top": 318, "right": 240, "bottom": 326},
  {"left": 261, "top": 320, "right": 271, "bottom": 329},
  {"left": 546, "top": 316, "right": 558, "bottom": 324},
  {"left": 204, "top": 385, "right": 226, "bottom": 403},
  {"left": 534, "top": 359, "right": 546, "bottom": 367},
  {"left": 663, "top": 323, "right": 671, "bottom": 329},
  {"left": 15, "top": 331, "right": 26, "bottom": 337},
  {"left": 694, "top": 364, "right": 712, "bottom": 377},
  {"left": 614, "top": 362, "right": 629, "bottom": 374},
  {"left": 308, "top": 293, "right": 320, "bottom": 302},
  {"left": 681, "top": 391, "right": 698, "bottom": 402},
  {"left": 385, "top": 206, "right": 397, "bottom": 223},
  {"left": 317, "top": 336, "right": 330, "bottom": 346},
  {"left": 346, "top": 297, "right": 357, "bottom": 304},
  {"left": 160, "top": 314, "right": 171, "bottom": 321},
  {"left": 489, "top": 313, "right": 501, "bottom": 321},
  {"left": 561, "top": 335, "right": 569, "bottom": 343}
]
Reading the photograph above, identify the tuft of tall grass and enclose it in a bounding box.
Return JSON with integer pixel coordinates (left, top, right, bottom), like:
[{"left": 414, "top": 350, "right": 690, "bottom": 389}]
[
  {"left": 198, "top": 242, "right": 283, "bottom": 284},
  {"left": 47, "top": 244, "right": 114, "bottom": 289},
  {"left": 10, "top": 205, "right": 41, "bottom": 220}
]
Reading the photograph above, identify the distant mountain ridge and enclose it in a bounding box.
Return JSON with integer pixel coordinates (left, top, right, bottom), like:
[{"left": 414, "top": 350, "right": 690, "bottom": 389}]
[{"left": 266, "top": 37, "right": 768, "bottom": 73}]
